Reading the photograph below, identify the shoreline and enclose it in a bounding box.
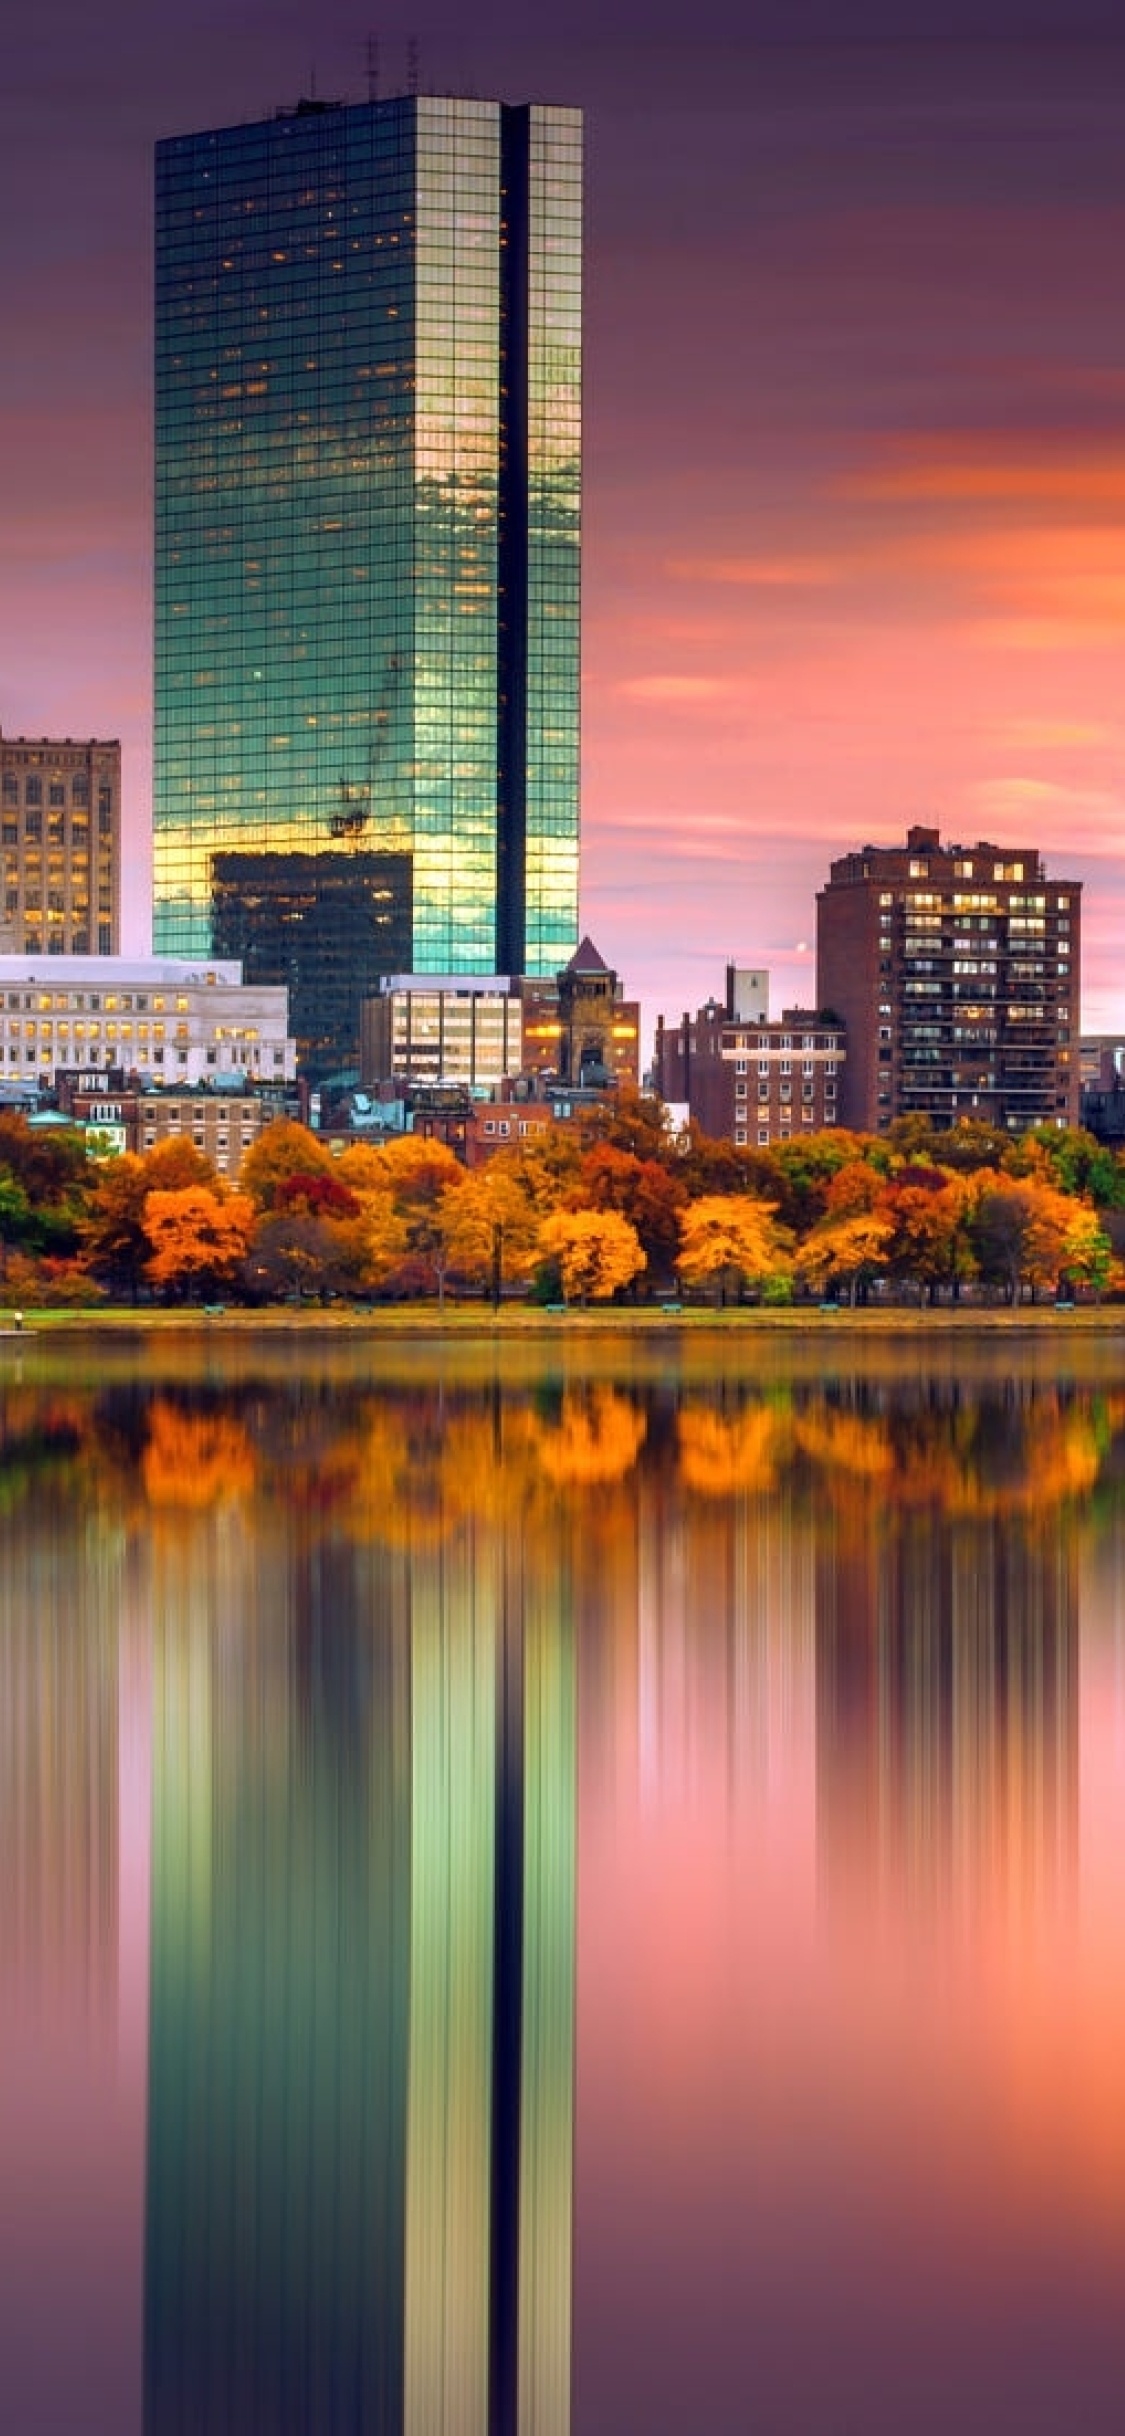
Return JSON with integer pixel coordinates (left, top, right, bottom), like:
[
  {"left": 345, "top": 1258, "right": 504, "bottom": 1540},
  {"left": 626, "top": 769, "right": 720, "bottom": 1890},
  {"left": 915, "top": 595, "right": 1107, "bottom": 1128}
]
[{"left": 3, "top": 1302, "right": 1124, "bottom": 1340}]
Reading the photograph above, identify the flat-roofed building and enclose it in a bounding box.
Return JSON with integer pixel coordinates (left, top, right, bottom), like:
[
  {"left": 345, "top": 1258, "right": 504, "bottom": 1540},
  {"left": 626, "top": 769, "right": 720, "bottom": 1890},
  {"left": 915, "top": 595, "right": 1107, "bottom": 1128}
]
[
  {"left": 654, "top": 968, "right": 844, "bottom": 1147},
  {"left": 362, "top": 975, "right": 524, "bottom": 1095},
  {"left": 817, "top": 825, "right": 1081, "bottom": 1133},
  {"left": 61, "top": 1086, "right": 284, "bottom": 1180},
  {"left": 0, "top": 728, "right": 121, "bottom": 956},
  {"left": 0, "top": 956, "right": 295, "bottom": 1089}
]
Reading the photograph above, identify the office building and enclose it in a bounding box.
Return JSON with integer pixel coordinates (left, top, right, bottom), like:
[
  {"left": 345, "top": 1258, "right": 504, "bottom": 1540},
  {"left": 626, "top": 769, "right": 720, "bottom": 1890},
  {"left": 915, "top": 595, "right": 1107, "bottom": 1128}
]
[
  {"left": 211, "top": 847, "right": 411, "bottom": 1078},
  {"left": 0, "top": 728, "right": 120, "bottom": 956},
  {"left": 154, "top": 93, "right": 582, "bottom": 1011},
  {"left": 362, "top": 972, "right": 524, "bottom": 1095},
  {"left": 0, "top": 956, "right": 295, "bottom": 1087},
  {"left": 817, "top": 825, "right": 1080, "bottom": 1133}
]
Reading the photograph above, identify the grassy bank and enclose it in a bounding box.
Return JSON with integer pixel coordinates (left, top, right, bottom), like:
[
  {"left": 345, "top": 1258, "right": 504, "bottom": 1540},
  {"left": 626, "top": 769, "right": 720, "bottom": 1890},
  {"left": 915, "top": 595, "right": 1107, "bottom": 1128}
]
[{"left": 2, "top": 1301, "right": 1123, "bottom": 1339}]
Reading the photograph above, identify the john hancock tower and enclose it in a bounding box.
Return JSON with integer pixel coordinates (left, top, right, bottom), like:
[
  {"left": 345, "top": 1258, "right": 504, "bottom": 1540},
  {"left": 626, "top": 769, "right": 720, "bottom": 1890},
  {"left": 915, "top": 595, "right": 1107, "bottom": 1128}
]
[{"left": 153, "top": 94, "right": 581, "bottom": 1068}]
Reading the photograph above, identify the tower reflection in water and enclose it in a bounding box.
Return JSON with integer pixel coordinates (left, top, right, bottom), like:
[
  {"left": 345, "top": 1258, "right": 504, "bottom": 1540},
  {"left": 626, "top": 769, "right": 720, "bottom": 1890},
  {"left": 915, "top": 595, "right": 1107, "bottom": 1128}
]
[{"left": 143, "top": 1513, "right": 575, "bottom": 2436}]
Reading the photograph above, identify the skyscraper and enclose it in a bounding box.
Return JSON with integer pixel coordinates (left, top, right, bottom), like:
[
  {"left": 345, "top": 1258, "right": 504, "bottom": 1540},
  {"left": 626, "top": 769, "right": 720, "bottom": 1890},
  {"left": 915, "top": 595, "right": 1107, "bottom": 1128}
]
[{"left": 154, "top": 93, "right": 582, "bottom": 1051}]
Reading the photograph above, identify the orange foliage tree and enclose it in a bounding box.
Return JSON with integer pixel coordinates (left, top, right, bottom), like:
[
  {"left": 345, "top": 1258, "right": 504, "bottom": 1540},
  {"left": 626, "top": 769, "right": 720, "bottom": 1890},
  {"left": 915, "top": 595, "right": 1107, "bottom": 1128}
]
[
  {"left": 538, "top": 1208, "right": 646, "bottom": 1303},
  {"left": 143, "top": 1185, "right": 255, "bottom": 1301}
]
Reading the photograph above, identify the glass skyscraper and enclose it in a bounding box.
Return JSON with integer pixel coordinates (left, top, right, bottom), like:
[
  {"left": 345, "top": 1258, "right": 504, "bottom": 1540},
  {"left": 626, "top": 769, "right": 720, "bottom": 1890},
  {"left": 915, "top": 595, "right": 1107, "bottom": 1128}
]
[{"left": 153, "top": 94, "right": 582, "bottom": 1007}]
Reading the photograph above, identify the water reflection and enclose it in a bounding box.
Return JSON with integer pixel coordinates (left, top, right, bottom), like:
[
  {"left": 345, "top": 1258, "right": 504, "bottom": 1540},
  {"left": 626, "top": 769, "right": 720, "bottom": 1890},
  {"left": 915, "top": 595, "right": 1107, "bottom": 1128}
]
[{"left": 2, "top": 1350, "right": 1125, "bottom": 2433}]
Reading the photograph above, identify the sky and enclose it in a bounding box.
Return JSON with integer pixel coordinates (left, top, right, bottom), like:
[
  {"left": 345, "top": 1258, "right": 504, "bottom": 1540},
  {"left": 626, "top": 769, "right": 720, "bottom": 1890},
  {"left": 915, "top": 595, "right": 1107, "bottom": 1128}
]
[{"left": 2, "top": 1, "right": 1125, "bottom": 1038}]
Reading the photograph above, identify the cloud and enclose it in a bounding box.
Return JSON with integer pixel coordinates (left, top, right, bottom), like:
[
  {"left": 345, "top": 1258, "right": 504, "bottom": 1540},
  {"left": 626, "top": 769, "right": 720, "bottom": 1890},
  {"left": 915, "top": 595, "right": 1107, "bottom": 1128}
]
[
  {"left": 666, "top": 555, "right": 843, "bottom": 589},
  {"left": 841, "top": 440, "right": 1125, "bottom": 513},
  {"left": 615, "top": 675, "right": 743, "bottom": 705}
]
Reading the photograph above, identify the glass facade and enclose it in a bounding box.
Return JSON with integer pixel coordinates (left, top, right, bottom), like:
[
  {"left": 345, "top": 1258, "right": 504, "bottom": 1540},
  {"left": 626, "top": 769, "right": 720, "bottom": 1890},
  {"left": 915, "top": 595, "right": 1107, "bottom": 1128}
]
[{"left": 154, "top": 95, "right": 581, "bottom": 1009}]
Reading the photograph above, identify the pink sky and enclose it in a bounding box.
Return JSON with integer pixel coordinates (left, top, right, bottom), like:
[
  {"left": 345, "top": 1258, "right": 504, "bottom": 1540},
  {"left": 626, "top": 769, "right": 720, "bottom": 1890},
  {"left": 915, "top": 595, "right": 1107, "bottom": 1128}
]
[{"left": 2, "top": 17, "right": 1124, "bottom": 1044}]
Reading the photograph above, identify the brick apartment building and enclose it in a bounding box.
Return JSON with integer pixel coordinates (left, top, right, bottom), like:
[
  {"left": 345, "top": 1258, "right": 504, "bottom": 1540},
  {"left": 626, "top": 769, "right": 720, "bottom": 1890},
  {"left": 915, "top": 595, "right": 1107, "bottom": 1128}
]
[
  {"left": 816, "top": 826, "right": 1081, "bottom": 1134},
  {"left": 654, "top": 968, "right": 845, "bottom": 1146}
]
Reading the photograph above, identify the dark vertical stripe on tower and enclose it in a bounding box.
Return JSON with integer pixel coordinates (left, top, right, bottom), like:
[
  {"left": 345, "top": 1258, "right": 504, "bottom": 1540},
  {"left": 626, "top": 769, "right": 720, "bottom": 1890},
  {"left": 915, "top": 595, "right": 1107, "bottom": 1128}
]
[
  {"left": 489, "top": 1595, "right": 525, "bottom": 2436},
  {"left": 496, "top": 106, "right": 530, "bottom": 977}
]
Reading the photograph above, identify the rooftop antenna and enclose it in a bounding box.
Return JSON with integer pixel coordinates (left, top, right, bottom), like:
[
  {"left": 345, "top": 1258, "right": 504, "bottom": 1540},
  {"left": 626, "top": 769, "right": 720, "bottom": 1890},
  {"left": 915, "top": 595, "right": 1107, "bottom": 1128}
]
[
  {"left": 406, "top": 35, "right": 420, "bottom": 95},
  {"left": 365, "top": 33, "right": 380, "bottom": 101},
  {"left": 309, "top": 62, "right": 318, "bottom": 101}
]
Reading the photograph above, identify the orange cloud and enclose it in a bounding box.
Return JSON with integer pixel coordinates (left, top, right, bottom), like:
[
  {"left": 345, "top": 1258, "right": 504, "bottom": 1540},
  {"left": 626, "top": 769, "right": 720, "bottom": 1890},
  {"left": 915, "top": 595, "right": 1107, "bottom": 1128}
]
[
  {"left": 842, "top": 441, "right": 1125, "bottom": 513},
  {"left": 616, "top": 674, "right": 743, "bottom": 705},
  {"left": 667, "top": 554, "right": 843, "bottom": 589}
]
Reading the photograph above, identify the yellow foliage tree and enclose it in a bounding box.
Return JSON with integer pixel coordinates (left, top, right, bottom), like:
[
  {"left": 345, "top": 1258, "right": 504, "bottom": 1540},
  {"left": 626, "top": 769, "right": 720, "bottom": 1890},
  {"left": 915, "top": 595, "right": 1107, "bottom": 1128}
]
[
  {"left": 438, "top": 1157, "right": 542, "bottom": 1298},
  {"left": 538, "top": 1207, "right": 646, "bottom": 1303},
  {"left": 676, "top": 1194, "right": 789, "bottom": 1303},
  {"left": 238, "top": 1118, "right": 334, "bottom": 1210},
  {"left": 796, "top": 1209, "right": 895, "bottom": 1304}
]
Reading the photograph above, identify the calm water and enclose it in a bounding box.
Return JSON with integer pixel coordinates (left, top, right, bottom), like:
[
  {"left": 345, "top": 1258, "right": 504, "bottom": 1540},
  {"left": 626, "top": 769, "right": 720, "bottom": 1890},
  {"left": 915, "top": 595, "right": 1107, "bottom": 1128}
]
[{"left": 3, "top": 1333, "right": 1125, "bottom": 2434}]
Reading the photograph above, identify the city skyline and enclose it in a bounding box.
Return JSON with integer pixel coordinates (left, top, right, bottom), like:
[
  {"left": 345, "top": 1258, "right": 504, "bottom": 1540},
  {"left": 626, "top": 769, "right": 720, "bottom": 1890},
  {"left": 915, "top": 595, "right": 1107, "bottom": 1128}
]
[{"left": 3, "top": 6, "right": 1125, "bottom": 1028}]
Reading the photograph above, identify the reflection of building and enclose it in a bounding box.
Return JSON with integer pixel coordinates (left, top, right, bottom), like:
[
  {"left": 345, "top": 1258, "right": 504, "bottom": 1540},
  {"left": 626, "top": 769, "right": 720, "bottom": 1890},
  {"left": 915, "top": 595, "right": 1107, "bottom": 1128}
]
[
  {"left": 815, "top": 1471, "right": 1078, "bottom": 1919},
  {"left": 154, "top": 96, "right": 582, "bottom": 984},
  {"left": 654, "top": 970, "right": 844, "bottom": 1146},
  {"left": 0, "top": 725, "right": 120, "bottom": 956},
  {"left": 212, "top": 849, "right": 412, "bottom": 1079},
  {"left": 0, "top": 954, "right": 295, "bottom": 1087},
  {"left": 816, "top": 824, "right": 1081, "bottom": 1133},
  {"left": 145, "top": 1537, "right": 413, "bottom": 2433},
  {"left": 144, "top": 1469, "right": 575, "bottom": 2435}
]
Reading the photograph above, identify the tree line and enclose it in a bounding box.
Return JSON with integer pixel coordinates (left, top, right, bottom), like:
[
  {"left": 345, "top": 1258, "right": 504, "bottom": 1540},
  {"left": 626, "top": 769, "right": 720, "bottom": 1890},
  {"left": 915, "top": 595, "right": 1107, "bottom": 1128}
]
[{"left": 1, "top": 1093, "right": 1123, "bottom": 1308}]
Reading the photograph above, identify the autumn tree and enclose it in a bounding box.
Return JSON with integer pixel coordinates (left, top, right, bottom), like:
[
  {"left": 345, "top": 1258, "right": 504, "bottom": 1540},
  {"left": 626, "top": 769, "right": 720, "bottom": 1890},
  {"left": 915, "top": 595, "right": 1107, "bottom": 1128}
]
[
  {"left": 573, "top": 1142, "right": 687, "bottom": 1285},
  {"left": 574, "top": 1086, "right": 672, "bottom": 1164},
  {"left": 796, "top": 1209, "right": 895, "bottom": 1305},
  {"left": 969, "top": 1176, "right": 1088, "bottom": 1303},
  {"left": 143, "top": 1185, "right": 255, "bottom": 1301},
  {"left": 367, "top": 1135, "right": 466, "bottom": 1301},
  {"left": 758, "top": 1131, "right": 875, "bottom": 1232},
  {"left": 437, "top": 1157, "right": 542, "bottom": 1301},
  {"left": 538, "top": 1208, "right": 646, "bottom": 1303},
  {"left": 676, "top": 1194, "right": 790, "bottom": 1304},
  {"left": 1005, "top": 1125, "right": 1125, "bottom": 1210},
  {"left": 884, "top": 1167, "right": 977, "bottom": 1303},
  {"left": 238, "top": 1118, "right": 335, "bottom": 1211}
]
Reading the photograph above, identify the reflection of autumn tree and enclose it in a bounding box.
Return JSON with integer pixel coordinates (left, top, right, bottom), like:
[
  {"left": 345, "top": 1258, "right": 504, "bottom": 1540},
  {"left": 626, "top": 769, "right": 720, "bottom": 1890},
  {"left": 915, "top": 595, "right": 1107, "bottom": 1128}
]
[
  {"left": 793, "top": 1406, "right": 895, "bottom": 1480},
  {"left": 677, "top": 1402, "right": 783, "bottom": 1495},
  {"left": 538, "top": 1208, "right": 645, "bottom": 1303},
  {"left": 141, "top": 1401, "right": 257, "bottom": 1507},
  {"left": 530, "top": 1387, "right": 646, "bottom": 1486}
]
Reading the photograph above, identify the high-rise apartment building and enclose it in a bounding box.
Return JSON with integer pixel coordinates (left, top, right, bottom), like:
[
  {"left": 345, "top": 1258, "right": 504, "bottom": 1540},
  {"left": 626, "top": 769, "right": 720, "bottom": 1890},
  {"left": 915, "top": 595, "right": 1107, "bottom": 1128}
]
[
  {"left": 817, "top": 825, "right": 1081, "bottom": 1133},
  {"left": 0, "top": 729, "right": 120, "bottom": 956},
  {"left": 154, "top": 93, "right": 582, "bottom": 1039}
]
